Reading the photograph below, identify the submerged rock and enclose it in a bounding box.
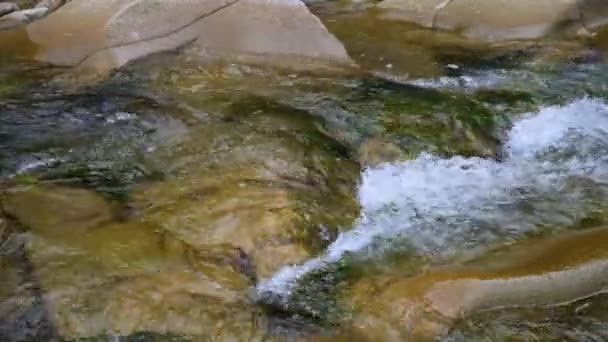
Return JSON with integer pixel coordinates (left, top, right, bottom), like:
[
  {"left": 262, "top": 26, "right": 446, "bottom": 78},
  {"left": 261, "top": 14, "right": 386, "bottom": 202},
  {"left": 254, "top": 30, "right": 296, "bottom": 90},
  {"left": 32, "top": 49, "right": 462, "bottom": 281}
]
[
  {"left": 357, "top": 136, "right": 405, "bottom": 166},
  {"left": 0, "top": 0, "right": 351, "bottom": 85},
  {"left": 447, "top": 292, "right": 608, "bottom": 340},
  {"left": 21, "top": 220, "right": 256, "bottom": 338},
  {"left": 2, "top": 185, "right": 119, "bottom": 238},
  {"left": 0, "top": 184, "right": 261, "bottom": 339},
  {"left": 348, "top": 227, "right": 608, "bottom": 340},
  {"left": 0, "top": 95, "right": 362, "bottom": 339},
  {"left": 130, "top": 98, "right": 361, "bottom": 279}
]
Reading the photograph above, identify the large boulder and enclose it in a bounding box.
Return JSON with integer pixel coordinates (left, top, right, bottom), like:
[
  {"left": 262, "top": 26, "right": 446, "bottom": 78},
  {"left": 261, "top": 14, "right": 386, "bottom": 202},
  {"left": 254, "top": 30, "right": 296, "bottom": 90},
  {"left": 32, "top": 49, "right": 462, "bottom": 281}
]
[
  {"left": 378, "top": 0, "right": 608, "bottom": 41},
  {"left": 0, "top": 0, "right": 351, "bottom": 83}
]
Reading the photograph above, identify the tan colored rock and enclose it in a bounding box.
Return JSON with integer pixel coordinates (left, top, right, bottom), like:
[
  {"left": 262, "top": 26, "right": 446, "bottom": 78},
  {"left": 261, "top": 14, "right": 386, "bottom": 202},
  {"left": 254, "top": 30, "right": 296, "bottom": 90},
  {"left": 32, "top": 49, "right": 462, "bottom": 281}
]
[
  {"left": 2, "top": 185, "right": 118, "bottom": 239},
  {"left": 357, "top": 136, "right": 404, "bottom": 166},
  {"left": 0, "top": 0, "right": 350, "bottom": 83},
  {"left": 129, "top": 101, "right": 360, "bottom": 279},
  {"left": 133, "top": 174, "right": 312, "bottom": 278},
  {"left": 25, "top": 221, "right": 255, "bottom": 338},
  {"left": 379, "top": 0, "right": 608, "bottom": 41},
  {"left": 378, "top": 0, "right": 450, "bottom": 27},
  {"left": 186, "top": 0, "right": 350, "bottom": 66},
  {"left": 24, "top": 0, "right": 234, "bottom": 66},
  {"left": 349, "top": 227, "right": 608, "bottom": 340},
  {"left": 435, "top": 0, "right": 581, "bottom": 40}
]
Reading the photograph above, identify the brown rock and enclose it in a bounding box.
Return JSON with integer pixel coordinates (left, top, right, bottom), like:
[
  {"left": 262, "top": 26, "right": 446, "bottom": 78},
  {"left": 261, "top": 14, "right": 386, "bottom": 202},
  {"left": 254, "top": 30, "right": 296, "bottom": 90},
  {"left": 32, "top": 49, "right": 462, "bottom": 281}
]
[
  {"left": 348, "top": 227, "right": 608, "bottom": 340},
  {"left": 2, "top": 185, "right": 118, "bottom": 238},
  {"left": 357, "top": 136, "right": 404, "bottom": 166}
]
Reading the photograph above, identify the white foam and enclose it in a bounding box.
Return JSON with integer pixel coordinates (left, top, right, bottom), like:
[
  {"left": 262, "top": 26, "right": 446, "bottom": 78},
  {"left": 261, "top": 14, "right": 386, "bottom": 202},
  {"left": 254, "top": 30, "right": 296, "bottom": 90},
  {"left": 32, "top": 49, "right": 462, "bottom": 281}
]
[
  {"left": 258, "top": 98, "right": 608, "bottom": 299},
  {"left": 401, "top": 69, "right": 541, "bottom": 92},
  {"left": 15, "top": 157, "right": 61, "bottom": 174}
]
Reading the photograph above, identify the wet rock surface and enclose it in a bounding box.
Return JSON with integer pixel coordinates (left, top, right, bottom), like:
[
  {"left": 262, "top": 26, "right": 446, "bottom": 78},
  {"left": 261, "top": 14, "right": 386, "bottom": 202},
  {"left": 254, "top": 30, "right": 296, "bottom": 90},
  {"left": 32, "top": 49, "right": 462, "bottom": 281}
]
[
  {"left": 1, "top": 185, "right": 258, "bottom": 338},
  {"left": 346, "top": 227, "right": 608, "bottom": 340},
  {"left": 129, "top": 97, "right": 362, "bottom": 279},
  {"left": 3, "top": 185, "right": 119, "bottom": 238},
  {"left": 1, "top": 2, "right": 608, "bottom": 340}
]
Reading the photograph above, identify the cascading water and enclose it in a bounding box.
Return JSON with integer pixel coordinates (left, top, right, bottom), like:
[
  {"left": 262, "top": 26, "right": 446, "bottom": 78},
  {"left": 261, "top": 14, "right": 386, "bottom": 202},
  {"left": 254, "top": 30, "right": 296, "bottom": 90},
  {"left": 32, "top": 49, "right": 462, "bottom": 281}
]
[{"left": 258, "top": 98, "right": 608, "bottom": 303}]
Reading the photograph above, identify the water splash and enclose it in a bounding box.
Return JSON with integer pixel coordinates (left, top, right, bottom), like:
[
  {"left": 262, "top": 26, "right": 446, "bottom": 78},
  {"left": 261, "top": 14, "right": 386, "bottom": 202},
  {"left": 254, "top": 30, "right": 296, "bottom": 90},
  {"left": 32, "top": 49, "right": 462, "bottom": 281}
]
[{"left": 258, "top": 98, "right": 608, "bottom": 301}]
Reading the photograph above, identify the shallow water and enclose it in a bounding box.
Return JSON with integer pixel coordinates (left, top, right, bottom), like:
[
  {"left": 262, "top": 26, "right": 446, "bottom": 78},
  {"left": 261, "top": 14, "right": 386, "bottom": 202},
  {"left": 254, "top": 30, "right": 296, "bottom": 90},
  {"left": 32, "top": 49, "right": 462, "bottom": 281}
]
[{"left": 1, "top": 25, "right": 608, "bottom": 341}]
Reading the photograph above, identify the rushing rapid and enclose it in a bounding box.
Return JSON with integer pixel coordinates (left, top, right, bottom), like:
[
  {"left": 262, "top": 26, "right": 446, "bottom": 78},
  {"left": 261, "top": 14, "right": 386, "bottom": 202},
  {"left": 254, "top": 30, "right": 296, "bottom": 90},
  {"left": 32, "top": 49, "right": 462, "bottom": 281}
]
[{"left": 258, "top": 98, "right": 608, "bottom": 301}]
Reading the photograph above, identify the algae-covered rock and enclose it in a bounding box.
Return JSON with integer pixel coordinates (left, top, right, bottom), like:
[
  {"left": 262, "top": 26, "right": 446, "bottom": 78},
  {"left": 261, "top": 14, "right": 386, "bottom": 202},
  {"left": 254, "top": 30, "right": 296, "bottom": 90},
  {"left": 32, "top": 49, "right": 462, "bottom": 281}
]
[
  {"left": 357, "top": 136, "right": 406, "bottom": 166},
  {"left": 151, "top": 62, "right": 502, "bottom": 162},
  {"left": 130, "top": 98, "right": 361, "bottom": 278}
]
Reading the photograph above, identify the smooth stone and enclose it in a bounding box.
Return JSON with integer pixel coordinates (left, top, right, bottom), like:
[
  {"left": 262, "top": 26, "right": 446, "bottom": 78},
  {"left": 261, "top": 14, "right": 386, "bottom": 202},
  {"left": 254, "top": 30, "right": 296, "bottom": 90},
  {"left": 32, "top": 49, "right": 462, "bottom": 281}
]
[
  {"left": 2, "top": 185, "right": 118, "bottom": 239},
  {"left": 24, "top": 222, "right": 255, "bottom": 338},
  {"left": 378, "top": 0, "right": 608, "bottom": 41},
  {"left": 0, "top": 2, "right": 19, "bottom": 16},
  {"left": 377, "top": 0, "right": 449, "bottom": 27},
  {"left": 128, "top": 99, "right": 361, "bottom": 278},
  {"left": 0, "top": 6, "right": 47, "bottom": 30},
  {"left": 0, "top": 0, "right": 351, "bottom": 85},
  {"left": 184, "top": 0, "right": 351, "bottom": 67}
]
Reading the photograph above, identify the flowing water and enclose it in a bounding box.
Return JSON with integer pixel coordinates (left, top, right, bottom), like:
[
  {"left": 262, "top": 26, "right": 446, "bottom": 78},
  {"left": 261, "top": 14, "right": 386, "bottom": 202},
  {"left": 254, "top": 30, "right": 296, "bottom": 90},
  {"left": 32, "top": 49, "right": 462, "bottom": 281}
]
[
  {"left": 259, "top": 98, "right": 608, "bottom": 300},
  {"left": 2, "top": 14, "right": 608, "bottom": 341}
]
